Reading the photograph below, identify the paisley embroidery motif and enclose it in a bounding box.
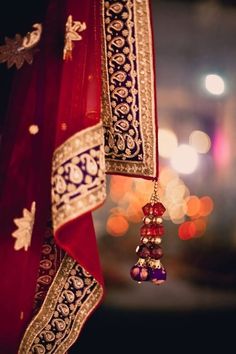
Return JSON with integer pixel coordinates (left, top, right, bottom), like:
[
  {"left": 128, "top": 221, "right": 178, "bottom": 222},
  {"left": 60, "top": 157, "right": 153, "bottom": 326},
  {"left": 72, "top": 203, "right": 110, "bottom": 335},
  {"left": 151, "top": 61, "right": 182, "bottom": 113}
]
[
  {"left": 19, "top": 255, "right": 103, "bottom": 353},
  {"left": 51, "top": 122, "right": 106, "bottom": 231},
  {"left": 102, "top": 0, "right": 157, "bottom": 178},
  {"left": 33, "top": 225, "right": 64, "bottom": 314}
]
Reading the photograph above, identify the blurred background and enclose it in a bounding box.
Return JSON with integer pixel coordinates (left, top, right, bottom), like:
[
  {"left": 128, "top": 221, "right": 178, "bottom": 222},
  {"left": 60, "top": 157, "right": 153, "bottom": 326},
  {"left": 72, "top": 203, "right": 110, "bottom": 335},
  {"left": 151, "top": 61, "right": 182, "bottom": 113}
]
[
  {"left": 1, "top": 0, "right": 236, "bottom": 352},
  {"left": 74, "top": 0, "right": 236, "bottom": 352}
]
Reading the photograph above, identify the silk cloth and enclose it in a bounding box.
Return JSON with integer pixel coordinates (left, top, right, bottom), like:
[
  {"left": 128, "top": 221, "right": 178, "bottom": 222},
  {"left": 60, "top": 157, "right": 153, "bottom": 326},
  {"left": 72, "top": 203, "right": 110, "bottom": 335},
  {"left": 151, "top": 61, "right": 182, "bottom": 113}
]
[{"left": 0, "top": 1, "right": 158, "bottom": 353}]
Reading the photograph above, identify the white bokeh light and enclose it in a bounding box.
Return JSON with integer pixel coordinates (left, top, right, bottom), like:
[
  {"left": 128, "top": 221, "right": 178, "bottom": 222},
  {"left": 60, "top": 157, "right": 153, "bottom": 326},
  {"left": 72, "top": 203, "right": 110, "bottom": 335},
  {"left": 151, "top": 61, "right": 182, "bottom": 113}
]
[
  {"left": 158, "top": 129, "right": 178, "bottom": 158},
  {"left": 189, "top": 130, "right": 211, "bottom": 154},
  {"left": 204, "top": 74, "right": 225, "bottom": 95},
  {"left": 170, "top": 144, "right": 199, "bottom": 174}
]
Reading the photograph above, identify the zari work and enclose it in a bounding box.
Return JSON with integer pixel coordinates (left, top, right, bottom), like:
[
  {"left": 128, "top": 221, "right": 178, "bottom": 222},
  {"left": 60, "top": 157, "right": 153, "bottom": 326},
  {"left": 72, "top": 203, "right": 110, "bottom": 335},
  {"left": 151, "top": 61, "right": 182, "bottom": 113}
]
[
  {"left": 0, "top": 23, "right": 42, "bottom": 69},
  {"left": 33, "top": 225, "right": 65, "bottom": 315},
  {"left": 19, "top": 254, "right": 103, "bottom": 353},
  {"left": 102, "top": 0, "right": 157, "bottom": 178},
  {"left": 51, "top": 122, "right": 106, "bottom": 231},
  {"left": 12, "top": 201, "right": 36, "bottom": 251},
  {"left": 63, "top": 15, "right": 87, "bottom": 61}
]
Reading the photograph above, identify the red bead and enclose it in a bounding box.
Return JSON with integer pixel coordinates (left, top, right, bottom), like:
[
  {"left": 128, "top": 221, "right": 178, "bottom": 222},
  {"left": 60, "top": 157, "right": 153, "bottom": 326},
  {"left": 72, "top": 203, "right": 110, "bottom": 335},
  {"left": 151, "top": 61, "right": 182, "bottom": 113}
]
[
  {"left": 142, "top": 203, "right": 153, "bottom": 216},
  {"left": 142, "top": 225, "right": 164, "bottom": 237},
  {"left": 153, "top": 202, "right": 166, "bottom": 216},
  {"left": 156, "top": 224, "right": 165, "bottom": 236},
  {"left": 140, "top": 225, "right": 148, "bottom": 236},
  {"left": 141, "top": 225, "right": 164, "bottom": 237},
  {"left": 146, "top": 226, "right": 155, "bottom": 236}
]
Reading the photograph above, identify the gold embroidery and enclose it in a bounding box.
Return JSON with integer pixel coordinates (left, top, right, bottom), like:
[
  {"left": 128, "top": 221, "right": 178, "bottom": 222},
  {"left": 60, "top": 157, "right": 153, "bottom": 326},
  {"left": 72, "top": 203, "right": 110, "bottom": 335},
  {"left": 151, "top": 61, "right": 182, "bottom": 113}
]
[
  {"left": 33, "top": 225, "right": 64, "bottom": 314},
  {"left": 52, "top": 122, "right": 106, "bottom": 231},
  {"left": 12, "top": 201, "right": 36, "bottom": 251},
  {"left": 63, "top": 15, "right": 86, "bottom": 61},
  {"left": 102, "top": 0, "right": 157, "bottom": 178},
  {"left": 19, "top": 255, "right": 103, "bottom": 353},
  {"left": 0, "top": 23, "right": 42, "bottom": 69}
]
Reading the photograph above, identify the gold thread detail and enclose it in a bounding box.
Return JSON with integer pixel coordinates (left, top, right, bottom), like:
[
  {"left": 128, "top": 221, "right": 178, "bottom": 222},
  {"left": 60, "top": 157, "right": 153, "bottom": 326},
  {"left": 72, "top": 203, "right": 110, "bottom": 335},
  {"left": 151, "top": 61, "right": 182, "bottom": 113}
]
[
  {"left": 52, "top": 122, "right": 106, "bottom": 232},
  {"left": 63, "top": 15, "right": 86, "bottom": 61},
  {"left": 19, "top": 255, "right": 103, "bottom": 353},
  {"left": 33, "top": 224, "right": 64, "bottom": 314},
  {"left": 102, "top": 0, "right": 157, "bottom": 177},
  {"left": 12, "top": 201, "right": 36, "bottom": 251},
  {"left": 0, "top": 23, "right": 42, "bottom": 69}
]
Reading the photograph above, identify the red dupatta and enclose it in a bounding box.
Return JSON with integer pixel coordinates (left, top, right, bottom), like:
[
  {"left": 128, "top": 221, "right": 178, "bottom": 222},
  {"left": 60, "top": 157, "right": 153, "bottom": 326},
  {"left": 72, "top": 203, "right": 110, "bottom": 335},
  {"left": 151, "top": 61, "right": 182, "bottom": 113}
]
[
  {"left": 0, "top": 1, "right": 104, "bottom": 352},
  {"left": 0, "top": 0, "right": 157, "bottom": 353}
]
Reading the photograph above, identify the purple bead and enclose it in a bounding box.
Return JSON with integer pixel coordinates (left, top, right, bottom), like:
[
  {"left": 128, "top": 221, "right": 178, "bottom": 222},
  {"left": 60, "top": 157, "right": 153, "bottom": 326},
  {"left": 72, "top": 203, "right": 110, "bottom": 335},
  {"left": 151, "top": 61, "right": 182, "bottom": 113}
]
[
  {"left": 150, "top": 245, "right": 163, "bottom": 260},
  {"left": 149, "top": 266, "right": 167, "bottom": 285},
  {"left": 130, "top": 265, "right": 149, "bottom": 282}
]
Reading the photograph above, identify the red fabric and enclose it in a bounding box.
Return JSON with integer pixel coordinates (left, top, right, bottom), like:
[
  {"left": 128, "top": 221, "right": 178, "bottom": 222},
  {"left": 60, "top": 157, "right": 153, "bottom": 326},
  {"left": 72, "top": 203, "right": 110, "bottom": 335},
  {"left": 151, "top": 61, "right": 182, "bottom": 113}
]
[
  {"left": 0, "top": 0, "right": 103, "bottom": 352},
  {"left": 53, "top": 0, "right": 104, "bottom": 286}
]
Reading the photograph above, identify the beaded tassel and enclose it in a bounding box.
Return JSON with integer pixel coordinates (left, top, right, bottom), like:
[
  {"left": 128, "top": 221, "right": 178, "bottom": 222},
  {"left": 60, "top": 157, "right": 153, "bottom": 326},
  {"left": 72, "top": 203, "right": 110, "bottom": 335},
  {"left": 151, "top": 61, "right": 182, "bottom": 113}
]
[{"left": 130, "top": 181, "right": 167, "bottom": 285}]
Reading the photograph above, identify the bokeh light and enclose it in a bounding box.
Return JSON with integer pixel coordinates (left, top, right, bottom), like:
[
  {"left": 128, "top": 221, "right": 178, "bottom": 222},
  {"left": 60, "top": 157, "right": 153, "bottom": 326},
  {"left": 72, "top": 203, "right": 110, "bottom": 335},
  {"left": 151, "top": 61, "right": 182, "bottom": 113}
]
[
  {"left": 28, "top": 124, "right": 39, "bottom": 135},
  {"left": 159, "top": 167, "right": 179, "bottom": 187},
  {"left": 170, "top": 144, "right": 199, "bottom": 174},
  {"left": 213, "top": 129, "right": 231, "bottom": 169},
  {"left": 159, "top": 128, "right": 178, "bottom": 158},
  {"left": 199, "top": 196, "right": 214, "bottom": 216},
  {"left": 106, "top": 214, "right": 129, "bottom": 237},
  {"left": 192, "top": 218, "right": 207, "bottom": 237},
  {"left": 186, "top": 195, "right": 201, "bottom": 217},
  {"left": 169, "top": 204, "right": 186, "bottom": 224},
  {"left": 204, "top": 74, "right": 225, "bottom": 95},
  {"left": 178, "top": 221, "right": 196, "bottom": 240},
  {"left": 110, "top": 176, "right": 133, "bottom": 203},
  {"left": 189, "top": 130, "right": 211, "bottom": 154}
]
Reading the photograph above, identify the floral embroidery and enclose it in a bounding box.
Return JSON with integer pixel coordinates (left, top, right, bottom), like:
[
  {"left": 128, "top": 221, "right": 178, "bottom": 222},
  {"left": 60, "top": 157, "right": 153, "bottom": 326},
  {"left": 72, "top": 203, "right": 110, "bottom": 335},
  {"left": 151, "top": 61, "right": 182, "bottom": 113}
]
[
  {"left": 63, "top": 15, "right": 86, "bottom": 61},
  {"left": 0, "top": 23, "right": 42, "bottom": 69},
  {"left": 12, "top": 201, "right": 36, "bottom": 251}
]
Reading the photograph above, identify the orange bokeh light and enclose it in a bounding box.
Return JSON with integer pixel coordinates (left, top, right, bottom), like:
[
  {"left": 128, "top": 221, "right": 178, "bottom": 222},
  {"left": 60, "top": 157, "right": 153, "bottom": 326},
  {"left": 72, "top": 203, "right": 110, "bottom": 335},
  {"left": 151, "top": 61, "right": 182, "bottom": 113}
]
[
  {"left": 199, "top": 196, "right": 214, "bottom": 216},
  {"left": 110, "top": 176, "right": 133, "bottom": 202},
  {"left": 192, "top": 218, "right": 207, "bottom": 237},
  {"left": 106, "top": 214, "right": 129, "bottom": 237},
  {"left": 186, "top": 195, "right": 201, "bottom": 217},
  {"left": 178, "top": 221, "right": 196, "bottom": 240},
  {"left": 126, "top": 202, "right": 143, "bottom": 223}
]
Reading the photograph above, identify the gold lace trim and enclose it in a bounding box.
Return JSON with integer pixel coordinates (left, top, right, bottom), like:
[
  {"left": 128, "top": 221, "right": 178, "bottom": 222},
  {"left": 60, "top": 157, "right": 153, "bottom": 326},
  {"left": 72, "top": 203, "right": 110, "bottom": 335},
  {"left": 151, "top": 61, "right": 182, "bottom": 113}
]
[
  {"left": 19, "top": 255, "right": 103, "bottom": 353},
  {"left": 102, "top": 0, "right": 157, "bottom": 178},
  {"left": 51, "top": 122, "right": 106, "bottom": 232}
]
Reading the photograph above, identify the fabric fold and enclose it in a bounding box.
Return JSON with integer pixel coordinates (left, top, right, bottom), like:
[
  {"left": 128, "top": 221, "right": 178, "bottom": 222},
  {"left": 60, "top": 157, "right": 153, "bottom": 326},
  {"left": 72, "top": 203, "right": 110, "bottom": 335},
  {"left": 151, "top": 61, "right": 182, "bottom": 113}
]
[{"left": 0, "top": 0, "right": 158, "bottom": 353}]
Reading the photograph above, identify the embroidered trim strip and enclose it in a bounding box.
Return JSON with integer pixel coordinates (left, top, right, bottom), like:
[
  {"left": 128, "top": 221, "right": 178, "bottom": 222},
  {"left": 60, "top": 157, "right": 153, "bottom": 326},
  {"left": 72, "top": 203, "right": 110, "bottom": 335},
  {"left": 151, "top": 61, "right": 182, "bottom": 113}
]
[
  {"left": 52, "top": 122, "right": 106, "bottom": 231},
  {"left": 19, "top": 255, "right": 103, "bottom": 353},
  {"left": 102, "top": 0, "right": 157, "bottom": 178}
]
